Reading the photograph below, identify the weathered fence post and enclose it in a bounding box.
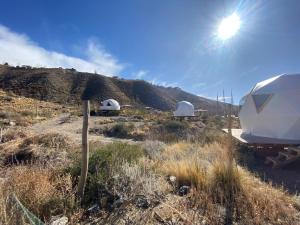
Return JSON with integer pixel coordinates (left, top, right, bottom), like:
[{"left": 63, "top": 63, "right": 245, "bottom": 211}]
[{"left": 77, "top": 100, "right": 90, "bottom": 200}]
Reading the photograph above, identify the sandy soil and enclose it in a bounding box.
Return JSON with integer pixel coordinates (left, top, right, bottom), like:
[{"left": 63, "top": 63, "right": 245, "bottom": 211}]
[{"left": 31, "top": 113, "right": 136, "bottom": 145}]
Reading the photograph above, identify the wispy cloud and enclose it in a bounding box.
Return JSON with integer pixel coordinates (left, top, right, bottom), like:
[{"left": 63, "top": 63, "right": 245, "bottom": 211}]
[
  {"left": 0, "top": 24, "right": 123, "bottom": 76},
  {"left": 131, "top": 70, "right": 148, "bottom": 79},
  {"left": 198, "top": 79, "right": 224, "bottom": 91},
  {"left": 150, "top": 78, "right": 178, "bottom": 87},
  {"left": 197, "top": 94, "right": 231, "bottom": 102}
]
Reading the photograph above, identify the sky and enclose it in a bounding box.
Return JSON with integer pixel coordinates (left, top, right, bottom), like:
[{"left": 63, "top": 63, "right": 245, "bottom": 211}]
[{"left": 0, "top": 0, "right": 300, "bottom": 102}]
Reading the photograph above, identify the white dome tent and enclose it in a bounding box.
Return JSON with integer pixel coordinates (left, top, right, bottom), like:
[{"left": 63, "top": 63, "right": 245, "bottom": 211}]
[
  {"left": 100, "top": 99, "right": 120, "bottom": 111},
  {"left": 239, "top": 74, "right": 300, "bottom": 144},
  {"left": 173, "top": 101, "right": 195, "bottom": 117}
]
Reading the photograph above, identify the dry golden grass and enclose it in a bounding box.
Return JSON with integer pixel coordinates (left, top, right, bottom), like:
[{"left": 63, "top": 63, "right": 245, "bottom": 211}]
[
  {"left": 0, "top": 166, "right": 75, "bottom": 224},
  {"left": 156, "top": 141, "right": 300, "bottom": 224}
]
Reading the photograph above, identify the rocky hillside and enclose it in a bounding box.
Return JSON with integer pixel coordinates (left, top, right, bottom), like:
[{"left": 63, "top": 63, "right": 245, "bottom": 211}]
[{"left": 0, "top": 64, "right": 228, "bottom": 111}]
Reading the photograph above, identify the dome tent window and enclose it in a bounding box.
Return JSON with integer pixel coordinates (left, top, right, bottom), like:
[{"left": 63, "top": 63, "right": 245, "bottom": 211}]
[
  {"left": 239, "top": 74, "right": 300, "bottom": 144},
  {"left": 251, "top": 94, "right": 273, "bottom": 113},
  {"left": 100, "top": 99, "right": 120, "bottom": 111}
]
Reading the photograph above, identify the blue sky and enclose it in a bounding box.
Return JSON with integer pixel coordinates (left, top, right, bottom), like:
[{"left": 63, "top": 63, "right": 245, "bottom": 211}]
[{"left": 1, "top": 0, "right": 300, "bottom": 102}]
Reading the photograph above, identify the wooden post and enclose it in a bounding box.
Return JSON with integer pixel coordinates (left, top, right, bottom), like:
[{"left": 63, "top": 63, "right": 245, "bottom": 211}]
[{"left": 77, "top": 100, "right": 90, "bottom": 200}]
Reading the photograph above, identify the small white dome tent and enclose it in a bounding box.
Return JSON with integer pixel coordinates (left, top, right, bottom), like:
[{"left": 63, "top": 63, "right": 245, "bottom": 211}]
[
  {"left": 239, "top": 74, "right": 300, "bottom": 144},
  {"left": 173, "top": 101, "right": 195, "bottom": 117},
  {"left": 100, "top": 99, "right": 120, "bottom": 111}
]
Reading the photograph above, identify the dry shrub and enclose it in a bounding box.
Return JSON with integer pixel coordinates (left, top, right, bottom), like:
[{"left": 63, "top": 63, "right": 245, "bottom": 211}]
[
  {"left": 104, "top": 122, "right": 134, "bottom": 139},
  {"left": 1, "top": 128, "right": 26, "bottom": 143},
  {"left": 68, "top": 142, "right": 145, "bottom": 205},
  {"left": 112, "top": 160, "right": 170, "bottom": 199},
  {"left": 2, "top": 166, "right": 75, "bottom": 223},
  {"left": 4, "top": 133, "right": 71, "bottom": 166},
  {"left": 143, "top": 140, "right": 166, "bottom": 160},
  {"left": 20, "top": 133, "right": 71, "bottom": 149},
  {"left": 0, "top": 180, "right": 8, "bottom": 225}
]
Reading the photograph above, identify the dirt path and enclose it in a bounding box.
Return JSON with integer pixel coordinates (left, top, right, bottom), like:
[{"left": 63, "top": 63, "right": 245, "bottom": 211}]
[{"left": 31, "top": 113, "right": 136, "bottom": 145}]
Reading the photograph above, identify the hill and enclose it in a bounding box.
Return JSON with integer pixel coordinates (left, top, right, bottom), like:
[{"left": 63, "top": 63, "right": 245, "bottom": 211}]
[{"left": 0, "top": 64, "right": 228, "bottom": 111}]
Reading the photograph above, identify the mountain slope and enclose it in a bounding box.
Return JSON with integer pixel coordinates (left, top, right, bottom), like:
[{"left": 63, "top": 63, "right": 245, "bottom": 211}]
[{"left": 0, "top": 65, "right": 226, "bottom": 111}]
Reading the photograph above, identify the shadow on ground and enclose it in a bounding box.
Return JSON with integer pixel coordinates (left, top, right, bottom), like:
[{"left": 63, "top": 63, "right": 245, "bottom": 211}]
[{"left": 237, "top": 144, "right": 300, "bottom": 194}]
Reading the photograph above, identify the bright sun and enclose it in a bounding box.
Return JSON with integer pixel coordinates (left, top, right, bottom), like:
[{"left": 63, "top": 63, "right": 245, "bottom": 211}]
[{"left": 218, "top": 13, "right": 241, "bottom": 40}]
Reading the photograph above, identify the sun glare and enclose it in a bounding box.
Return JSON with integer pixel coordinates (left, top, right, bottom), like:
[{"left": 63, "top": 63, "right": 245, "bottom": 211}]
[{"left": 218, "top": 13, "right": 241, "bottom": 40}]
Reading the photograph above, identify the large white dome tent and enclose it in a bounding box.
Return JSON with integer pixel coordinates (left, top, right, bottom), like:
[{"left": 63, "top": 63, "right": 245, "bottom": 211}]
[
  {"left": 239, "top": 74, "right": 300, "bottom": 144},
  {"left": 100, "top": 99, "right": 121, "bottom": 111},
  {"left": 173, "top": 101, "right": 195, "bottom": 117}
]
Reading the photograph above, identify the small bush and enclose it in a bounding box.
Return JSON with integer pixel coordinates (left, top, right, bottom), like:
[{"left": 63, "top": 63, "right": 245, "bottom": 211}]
[
  {"left": 0, "top": 111, "right": 9, "bottom": 119},
  {"left": 1, "top": 129, "right": 26, "bottom": 143},
  {"left": 20, "top": 110, "right": 35, "bottom": 117},
  {"left": 69, "top": 142, "right": 144, "bottom": 205},
  {"left": 20, "top": 133, "right": 70, "bottom": 149},
  {"left": 104, "top": 123, "right": 134, "bottom": 138},
  {"left": 143, "top": 140, "right": 166, "bottom": 160},
  {"left": 164, "top": 120, "right": 189, "bottom": 133}
]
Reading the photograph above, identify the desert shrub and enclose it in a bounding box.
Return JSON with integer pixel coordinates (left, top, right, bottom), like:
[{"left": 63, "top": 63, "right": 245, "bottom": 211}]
[
  {"left": 104, "top": 123, "right": 134, "bottom": 138},
  {"left": 20, "top": 110, "right": 35, "bottom": 117},
  {"left": 201, "top": 128, "right": 226, "bottom": 145},
  {"left": 4, "top": 133, "right": 71, "bottom": 166},
  {"left": 0, "top": 111, "right": 9, "bottom": 119},
  {"left": 20, "top": 133, "right": 70, "bottom": 149},
  {"left": 69, "top": 142, "right": 144, "bottom": 205},
  {"left": 1, "top": 129, "right": 26, "bottom": 143},
  {"left": 111, "top": 162, "right": 170, "bottom": 200},
  {"left": 163, "top": 120, "right": 189, "bottom": 133},
  {"left": 1, "top": 166, "right": 75, "bottom": 223},
  {"left": 149, "top": 120, "right": 220, "bottom": 143},
  {"left": 143, "top": 140, "right": 166, "bottom": 160}
]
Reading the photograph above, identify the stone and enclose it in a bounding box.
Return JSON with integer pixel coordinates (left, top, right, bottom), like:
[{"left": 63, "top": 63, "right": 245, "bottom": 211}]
[
  {"left": 136, "top": 196, "right": 150, "bottom": 209},
  {"left": 112, "top": 197, "right": 124, "bottom": 208},
  {"left": 87, "top": 204, "right": 100, "bottom": 215},
  {"left": 9, "top": 121, "right": 16, "bottom": 126},
  {"left": 169, "top": 176, "right": 176, "bottom": 183},
  {"left": 178, "top": 185, "right": 190, "bottom": 196},
  {"left": 50, "top": 216, "right": 68, "bottom": 225}
]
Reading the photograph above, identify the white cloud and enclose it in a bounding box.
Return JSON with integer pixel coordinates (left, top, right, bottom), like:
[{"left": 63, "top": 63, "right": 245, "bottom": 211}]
[
  {"left": 131, "top": 70, "right": 148, "bottom": 79},
  {"left": 0, "top": 24, "right": 123, "bottom": 76},
  {"left": 197, "top": 94, "right": 231, "bottom": 102},
  {"left": 150, "top": 78, "right": 178, "bottom": 87}
]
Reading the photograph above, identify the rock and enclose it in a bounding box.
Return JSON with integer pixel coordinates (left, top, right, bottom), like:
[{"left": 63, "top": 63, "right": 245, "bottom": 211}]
[
  {"left": 178, "top": 185, "right": 190, "bottom": 196},
  {"left": 9, "top": 121, "right": 16, "bottom": 126},
  {"left": 87, "top": 204, "right": 100, "bottom": 215},
  {"left": 136, "top": 196, "right": 150, "bottom": 209},
  {"left": 169, "top": 176, "right": 176, "bottom": 183},
  {"left": 97, "top": 186, "right": 122, "bottom": 211},
  {"left": 50, "top": 216, "right": 68, "bottom": 225},
  {"left": 112, "top": 197, "right": 124, "bottom": 208}
]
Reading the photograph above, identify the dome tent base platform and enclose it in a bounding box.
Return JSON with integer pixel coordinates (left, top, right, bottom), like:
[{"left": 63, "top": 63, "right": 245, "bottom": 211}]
[
  {"left": 172, "top": 115, "right": 201, "bottom": 121},
  {"left": 223, "top": 128, "right": 300, "bottom": 145},
  {"left": 223, "top": 128, "right": 300, "bottom": 168},
  {"left": 265, "top": 146, "right": 300, "bottom": 168}
]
